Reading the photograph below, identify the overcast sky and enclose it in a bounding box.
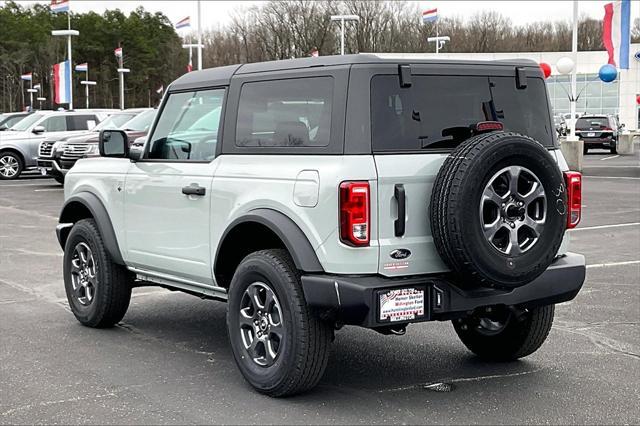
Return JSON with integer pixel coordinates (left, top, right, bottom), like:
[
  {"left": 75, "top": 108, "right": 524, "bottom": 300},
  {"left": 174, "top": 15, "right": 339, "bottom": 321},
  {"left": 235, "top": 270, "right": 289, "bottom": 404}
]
[{"left": 4, "top": 1, "right": 640, "bottom": 30}]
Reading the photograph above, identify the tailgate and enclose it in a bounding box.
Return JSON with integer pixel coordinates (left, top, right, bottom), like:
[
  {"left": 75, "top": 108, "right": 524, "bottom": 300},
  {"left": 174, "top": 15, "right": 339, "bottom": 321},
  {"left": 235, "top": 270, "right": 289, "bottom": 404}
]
[{"left": 374, "top": 154, "right": 448, "bottom": 276}]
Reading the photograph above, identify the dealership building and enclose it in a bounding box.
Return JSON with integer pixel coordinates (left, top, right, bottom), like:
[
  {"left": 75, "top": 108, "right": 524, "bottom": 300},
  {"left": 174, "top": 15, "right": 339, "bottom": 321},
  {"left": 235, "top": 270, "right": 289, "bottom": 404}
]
[{"left": 387, "top": 43, "right": 640, "bottom": 130}]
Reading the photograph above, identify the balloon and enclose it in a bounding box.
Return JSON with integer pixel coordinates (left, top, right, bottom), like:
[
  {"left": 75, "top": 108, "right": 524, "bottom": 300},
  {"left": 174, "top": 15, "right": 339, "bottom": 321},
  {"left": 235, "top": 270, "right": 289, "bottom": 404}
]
[
  {"left": 598, "top": 64, "right": 617, "bottom": 82},
  {"left": 556, "top": 57, "right": 575, "bottom": 75},
  {"left": 539, "top": 62, "right": 551, "bottom": 79},
  {"left": 636, "top": 94, "right": 640, "bottom": 105}
]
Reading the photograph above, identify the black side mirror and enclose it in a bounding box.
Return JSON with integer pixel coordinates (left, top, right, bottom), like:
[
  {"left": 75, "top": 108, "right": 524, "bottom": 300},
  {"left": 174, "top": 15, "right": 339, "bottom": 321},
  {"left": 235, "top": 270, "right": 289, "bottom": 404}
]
[{"left": 99, "top": 130, "right": 129, "bottom": 158}]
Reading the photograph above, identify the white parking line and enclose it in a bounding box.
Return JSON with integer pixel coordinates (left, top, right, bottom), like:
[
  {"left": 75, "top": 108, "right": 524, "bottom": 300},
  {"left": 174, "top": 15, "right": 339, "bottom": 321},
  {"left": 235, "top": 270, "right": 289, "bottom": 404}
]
[
  {"left": 0, "top": 182, "right": 53, "bottom": 187},
  {"left": 571, "top": 222, "right": 640, "bottom": 231},
  {"left": 587, "top": 260, "right": 640, "bottom": 269},
  {"left": 583, "top": 176, "right": 640, "bottom": 180},
  {"left": 600, "top": 155, "right": 620, "bottom": 161},
  {"left": 33, "top": 188, "right": 63, "bottom": 192}
]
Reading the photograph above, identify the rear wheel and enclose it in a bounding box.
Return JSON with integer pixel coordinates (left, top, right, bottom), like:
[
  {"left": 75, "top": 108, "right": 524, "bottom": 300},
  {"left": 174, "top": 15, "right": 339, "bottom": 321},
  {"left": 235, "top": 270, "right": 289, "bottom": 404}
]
[
  {"left": 0, "top": 152, "right": 23, "bottom": 180},
  {"left": 610, "top": 141, "right": 618, "bottom": 154},
  {"left": 453, "top": 304, "right": 555, "bottom": 361},
  {"left": 226, "top": 249, "right": 332, "bottom": 397}
]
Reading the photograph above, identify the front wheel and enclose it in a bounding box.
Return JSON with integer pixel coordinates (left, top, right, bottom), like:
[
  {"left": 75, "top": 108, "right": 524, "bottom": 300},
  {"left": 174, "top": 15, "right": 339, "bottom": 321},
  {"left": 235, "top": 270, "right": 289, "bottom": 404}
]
[
  {"left": 0, "top": 152, "right": 23, "bottom": 180},
  {"left": 226, "top": 249, "right": 332, "bottom": 397},
  {"left": 63, "top": 219, "right": 133, "bottom": 328},
  {"left": 453, "top": 304, "right": 554, "bottom": 361}
]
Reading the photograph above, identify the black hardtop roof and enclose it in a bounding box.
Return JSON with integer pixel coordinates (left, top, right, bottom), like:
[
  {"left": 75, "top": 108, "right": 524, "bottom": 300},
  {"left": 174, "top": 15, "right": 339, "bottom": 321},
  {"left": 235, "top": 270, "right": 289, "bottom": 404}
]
[{"left": 169, "top": 54, "right": 540, "bottom": 91}]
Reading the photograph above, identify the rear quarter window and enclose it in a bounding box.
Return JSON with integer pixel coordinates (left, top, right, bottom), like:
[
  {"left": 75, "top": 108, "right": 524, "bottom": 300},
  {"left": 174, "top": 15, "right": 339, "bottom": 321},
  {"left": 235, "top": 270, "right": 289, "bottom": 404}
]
[
  {"left": 235, "top": 77, "right": 333, "bottom": 148},
  {"left": 371, "top": 73, "right": 554, "bottom": 153}
]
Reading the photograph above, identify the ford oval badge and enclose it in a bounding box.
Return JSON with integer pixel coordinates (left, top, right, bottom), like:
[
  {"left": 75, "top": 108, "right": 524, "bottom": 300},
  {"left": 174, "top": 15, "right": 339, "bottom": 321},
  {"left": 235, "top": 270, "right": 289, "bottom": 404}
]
[{"left": 390, "top": 249, "right": 411, "bottom": 260}]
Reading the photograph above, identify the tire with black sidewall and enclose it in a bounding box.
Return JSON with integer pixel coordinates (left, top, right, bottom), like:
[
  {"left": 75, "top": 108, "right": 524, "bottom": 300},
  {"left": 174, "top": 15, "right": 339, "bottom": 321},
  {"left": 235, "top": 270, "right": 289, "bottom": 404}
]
[
  {"left": 453, "top": 304, "right": 555, "bottom": 361},
  {"left": 226, "top": 249, "right": 332, "bottom": 397},
  {"left": 0, "top": 151, "right": 24, "bottom": 180},
  {"left": 54, "top": 174, "right": 65, "bottom": 185},
  {"left": 430, "top": 132, "right": 567, "bottom": 289},
  {"left": 63, "top": 218, "right": 132, "bottom": 328}
]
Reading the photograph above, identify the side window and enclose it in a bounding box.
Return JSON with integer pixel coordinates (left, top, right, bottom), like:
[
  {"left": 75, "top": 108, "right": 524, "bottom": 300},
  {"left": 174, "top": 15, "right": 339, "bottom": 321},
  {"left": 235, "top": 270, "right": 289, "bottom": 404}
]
[
  {"left": 66, "top": 115, "right": 97, "bottom": 131},
  {"left": 147, "top": 89, "right": 224, "bottom": 161},
  {"left": 42, "top": 116, "right": 67, "bottom": 132},
  {"left": 236, "top": 77, "right": 333, "bottom": 148}
]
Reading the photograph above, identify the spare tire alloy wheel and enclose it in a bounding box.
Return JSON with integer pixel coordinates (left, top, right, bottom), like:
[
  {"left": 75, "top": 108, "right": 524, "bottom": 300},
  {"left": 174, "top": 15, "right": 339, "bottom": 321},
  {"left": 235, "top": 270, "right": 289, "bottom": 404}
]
[
  {"left": 430, "top": 132, "right": 567, "bottom": 289},
  {"left": 0, "top": 153, "right": 22, "bottom": 179},
  {"left": 239, "top": 282, "right": 283, "bottom": 367},
  {"left": 481, "top": 166, "right": 546, "bottom": 256}
]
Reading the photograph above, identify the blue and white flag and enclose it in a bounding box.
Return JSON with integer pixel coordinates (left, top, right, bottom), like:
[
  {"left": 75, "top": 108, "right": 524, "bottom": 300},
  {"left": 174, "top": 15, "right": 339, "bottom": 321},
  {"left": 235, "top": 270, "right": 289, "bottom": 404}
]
[
  {"left": 175, "top": 16, "right": 191, "bottom": 29},
  {"left": 603, "top": 0, "right": 631, "bottom": 69},
  {"left": 422, "top": 8, "right": 438, "bottom": 23},
  {"left": 53, "top": 60, "right": 71, "bottom": 104},
  {"left": 50, "top": 0, "right": 70, "bottom": 13}
]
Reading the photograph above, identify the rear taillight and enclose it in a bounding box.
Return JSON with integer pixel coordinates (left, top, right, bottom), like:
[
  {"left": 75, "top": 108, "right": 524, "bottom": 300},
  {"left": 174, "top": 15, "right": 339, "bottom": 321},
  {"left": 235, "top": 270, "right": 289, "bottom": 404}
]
[
  {"left": 339, "top": 181, "right": 370, "bottom": 247},
  {"left": 475, "top": 121, "right": 504, "bottom": 132},
  {"left": 564, "top": 171, "right": 582, "bottom": 229},
  {"left": 603, "top": 127, "right": 613, "bottom": 131}
]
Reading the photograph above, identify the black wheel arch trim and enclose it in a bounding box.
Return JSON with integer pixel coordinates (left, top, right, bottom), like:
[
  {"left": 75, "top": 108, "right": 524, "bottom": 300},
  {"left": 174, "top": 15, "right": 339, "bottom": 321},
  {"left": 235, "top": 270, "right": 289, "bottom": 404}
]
[
  {"left": 57, "top": 192, "right": 125, "bottom": 265},
  {"left": 215, "top": 208, "right": 324, "bottom": 274}
]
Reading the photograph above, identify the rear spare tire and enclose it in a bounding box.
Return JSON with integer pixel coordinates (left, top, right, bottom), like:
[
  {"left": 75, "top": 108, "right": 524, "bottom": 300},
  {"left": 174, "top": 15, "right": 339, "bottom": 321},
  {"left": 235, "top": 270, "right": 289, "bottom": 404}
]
[{"left": 430, "top": 132, "right": 567, "bottom": 289}]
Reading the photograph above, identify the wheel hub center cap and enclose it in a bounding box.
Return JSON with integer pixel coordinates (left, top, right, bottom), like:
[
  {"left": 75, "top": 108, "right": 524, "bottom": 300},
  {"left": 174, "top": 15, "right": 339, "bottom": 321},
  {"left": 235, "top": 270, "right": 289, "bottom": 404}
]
[
  {"left": 259, "top": 317, "right": 269, "bottom": 331},
  {"left": 503, "top": 201, "right": 525, "bottom": 221}
]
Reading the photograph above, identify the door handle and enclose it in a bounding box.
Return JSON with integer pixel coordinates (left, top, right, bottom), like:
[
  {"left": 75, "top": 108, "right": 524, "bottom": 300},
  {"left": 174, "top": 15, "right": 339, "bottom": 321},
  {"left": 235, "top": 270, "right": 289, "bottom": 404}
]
[
  {"left": 182, "top": 185, "right": 206, "bottom": 196},
  {"left": 394, "top": 184, "right": 406, "bottom": 237}
]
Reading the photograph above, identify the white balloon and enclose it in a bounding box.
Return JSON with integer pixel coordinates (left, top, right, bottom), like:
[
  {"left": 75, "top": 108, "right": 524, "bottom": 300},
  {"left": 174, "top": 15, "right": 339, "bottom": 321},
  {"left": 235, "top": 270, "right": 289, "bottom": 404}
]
[{"left": 556, "top": 57, "right": 575, "bottom": 75}]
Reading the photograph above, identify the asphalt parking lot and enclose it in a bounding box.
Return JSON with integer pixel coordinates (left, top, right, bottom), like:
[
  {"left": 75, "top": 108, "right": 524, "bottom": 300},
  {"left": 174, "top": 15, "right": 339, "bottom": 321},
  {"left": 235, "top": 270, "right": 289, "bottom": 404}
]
[{"left": 1, "top": 148, "right": 638, "bottom": 424}]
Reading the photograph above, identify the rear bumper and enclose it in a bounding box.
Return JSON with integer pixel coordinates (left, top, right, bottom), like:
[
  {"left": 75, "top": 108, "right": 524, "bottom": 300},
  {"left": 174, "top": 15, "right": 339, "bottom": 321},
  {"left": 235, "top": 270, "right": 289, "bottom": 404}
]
[
  {"left": 580, "top": 137, "right": 615, "bottom": 147},
  {"left": 301, "top": 253, "right": 586, "bottom": 328}
]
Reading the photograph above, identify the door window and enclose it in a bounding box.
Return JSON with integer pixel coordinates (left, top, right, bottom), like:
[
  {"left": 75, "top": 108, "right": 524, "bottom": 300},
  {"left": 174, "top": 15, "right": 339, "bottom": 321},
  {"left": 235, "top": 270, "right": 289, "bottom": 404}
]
[
  {"left": 235, "top": 77, "right": 333, "bottom": 148},
  {"left": 66, "top": 115, "right": 98, "bottom": 130},
  {"left": 147, "top": 89, "right": 225, "bottom": 161},
  {"left": 42, "top": 116, "right": 67, "bottom": 132}
]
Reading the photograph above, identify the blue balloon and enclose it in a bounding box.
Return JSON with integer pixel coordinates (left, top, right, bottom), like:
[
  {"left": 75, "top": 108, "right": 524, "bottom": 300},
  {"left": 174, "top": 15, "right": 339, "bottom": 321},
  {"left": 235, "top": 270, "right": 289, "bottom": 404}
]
[{"left": 599, "top": 64, "right": 618, "bottom": 82}]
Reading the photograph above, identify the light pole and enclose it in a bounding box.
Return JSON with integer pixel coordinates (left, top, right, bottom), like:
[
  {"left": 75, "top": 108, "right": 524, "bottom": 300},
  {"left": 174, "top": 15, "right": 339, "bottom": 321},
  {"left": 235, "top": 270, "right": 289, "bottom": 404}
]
[
  {"left": 182, "top": 43, "right": 203, "bottom": 70},
  {"left": 80, "top": 81, "right": 96, "bottom": 109},
  {"left": 37, "top": 97, "right": 46, "bottom": 110},
  {"left": 27, "top": 88, "right": 38, "bottom": 111},
  {"left": 51, "top": 27, "right": 79, "bottom": 110},
  {"left": 569, "top": 0, "right": 579, "bottom": 140},
  {"left": 427, "top": 36, "right": 450, "bottom": 54},
  {"left": 197, "top": 0, "right": 202, "bottom": 70},
  {"left": 330, "top": 15, "right": 360, "bottom": 55}
]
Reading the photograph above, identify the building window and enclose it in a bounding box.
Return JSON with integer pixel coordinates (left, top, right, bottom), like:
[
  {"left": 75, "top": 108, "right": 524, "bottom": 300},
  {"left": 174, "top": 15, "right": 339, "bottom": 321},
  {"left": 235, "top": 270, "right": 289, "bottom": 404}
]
[{"left": 546, "top": 74, "right": 620, "bottom": 117}]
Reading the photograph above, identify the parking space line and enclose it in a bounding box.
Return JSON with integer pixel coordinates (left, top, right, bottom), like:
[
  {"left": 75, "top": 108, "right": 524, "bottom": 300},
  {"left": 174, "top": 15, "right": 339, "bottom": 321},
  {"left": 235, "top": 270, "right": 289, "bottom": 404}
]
[
  {"left": 587, "top": 260, "right": 640, "bottom": 269},
  {"left": 600, "top": 155, "right": 620, "bottom": 161},
  {"left": 34, "top": 188, "right": 63, "bottom": 192},
  {"left": 0, "top": 182, "right": 55, "bottom": 187},
  {"left": 571, "top": 222, "right": 640, "bottom": 231},
  {"left": 583, "top": 176, "right": 640, "bottom": 180}
]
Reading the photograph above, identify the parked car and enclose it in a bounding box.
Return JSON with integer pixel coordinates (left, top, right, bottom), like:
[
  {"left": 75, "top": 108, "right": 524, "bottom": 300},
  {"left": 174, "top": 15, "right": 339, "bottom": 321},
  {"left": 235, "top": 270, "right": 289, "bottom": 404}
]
[
  {"left": 0, "top": 112, "right": 32, "bottom": 131},
  {"left": 0, "top": 111, "right": 105, "bottom": 179},
  {"left": 58, "top": 108, "right": 156, "bottom": 177},
  {"left": 37, "top": 109, "right": 150, "bottom": 183},
  {"left": 57, "top": 55, "right": 585, "bottom": 397},
  {"left": 575, "top": 114, "right": 622, "bottom": 154}
]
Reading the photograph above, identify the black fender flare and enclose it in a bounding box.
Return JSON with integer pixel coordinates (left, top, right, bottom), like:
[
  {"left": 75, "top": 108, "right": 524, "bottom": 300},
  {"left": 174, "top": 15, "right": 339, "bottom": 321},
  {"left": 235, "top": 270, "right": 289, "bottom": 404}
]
[
  {"left": 215, "top": 208, "right": 324, "bottom": 273},
  {"left": 57, "top": 192, "right": 125, "bottom": 265}
]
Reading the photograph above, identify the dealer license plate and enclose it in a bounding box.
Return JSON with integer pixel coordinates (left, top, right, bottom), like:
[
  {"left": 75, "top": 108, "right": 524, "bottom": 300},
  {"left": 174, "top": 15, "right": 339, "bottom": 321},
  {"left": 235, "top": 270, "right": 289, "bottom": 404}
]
[
  {"left": 587, "top": 132, "right": 595, "bottom": 137},
  {"left": 39, "top": 168, "right": 47, "bottom": 176},
  {"left": 379, "top": 288, "right": 424, "bottom": 322}
]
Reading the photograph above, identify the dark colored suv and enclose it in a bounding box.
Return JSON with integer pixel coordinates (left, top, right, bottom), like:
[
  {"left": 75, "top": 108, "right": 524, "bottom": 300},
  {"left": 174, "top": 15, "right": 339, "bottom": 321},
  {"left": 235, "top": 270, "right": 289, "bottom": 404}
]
[{"left": 576, "top": 114, "right": 622, "bottom": 154}]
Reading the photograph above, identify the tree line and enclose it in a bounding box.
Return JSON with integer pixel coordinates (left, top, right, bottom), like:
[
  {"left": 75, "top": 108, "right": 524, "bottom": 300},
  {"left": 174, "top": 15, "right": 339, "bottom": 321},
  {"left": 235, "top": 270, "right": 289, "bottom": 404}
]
[{"left": 2, "top": 0, "right": 640, "bottom": 113}]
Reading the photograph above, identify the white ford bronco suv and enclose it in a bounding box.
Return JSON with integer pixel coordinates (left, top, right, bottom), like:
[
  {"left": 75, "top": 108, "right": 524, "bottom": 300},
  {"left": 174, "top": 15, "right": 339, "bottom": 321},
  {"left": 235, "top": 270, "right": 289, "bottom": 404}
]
[{"left": 57, "top": 55, "right": 585, "bottom": 397}]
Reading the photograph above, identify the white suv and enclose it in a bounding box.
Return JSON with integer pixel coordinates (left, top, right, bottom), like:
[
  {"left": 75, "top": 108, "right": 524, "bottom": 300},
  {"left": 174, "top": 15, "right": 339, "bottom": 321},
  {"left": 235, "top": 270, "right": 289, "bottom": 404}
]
[{"left": 56, "top": 55, "right": 586, "bottom": 397}]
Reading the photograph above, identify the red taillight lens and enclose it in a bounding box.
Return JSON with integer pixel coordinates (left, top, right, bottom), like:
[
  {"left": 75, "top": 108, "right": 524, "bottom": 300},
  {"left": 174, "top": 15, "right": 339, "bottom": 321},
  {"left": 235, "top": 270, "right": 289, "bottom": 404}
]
[
  {"left": 603, "top": 127, "right": 613, "bottom": 131},
  {"left": 564, "top": 171, "right": 582, "bottom": 229},
  {"left": 475, "top": 121, "right": 504, "bottom": 132},
  {"left": 339, "top": 181, "right": 370, "bottom": 247}
]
